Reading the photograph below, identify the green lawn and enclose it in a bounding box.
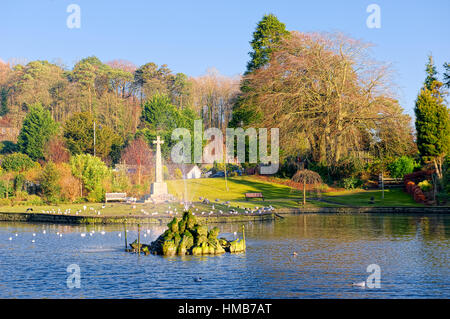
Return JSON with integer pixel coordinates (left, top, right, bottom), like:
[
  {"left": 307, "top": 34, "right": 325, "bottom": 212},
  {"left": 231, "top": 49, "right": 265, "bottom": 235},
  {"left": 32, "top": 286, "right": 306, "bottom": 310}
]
[
  {"left": 167, "top": 176, "right": 303, "bottom": 209},
  {"left": 317, "top": 188, "right": 425, "bottom": 207},
  {"left": 168, "top": 177, "right": 424, "bottom": 208}
]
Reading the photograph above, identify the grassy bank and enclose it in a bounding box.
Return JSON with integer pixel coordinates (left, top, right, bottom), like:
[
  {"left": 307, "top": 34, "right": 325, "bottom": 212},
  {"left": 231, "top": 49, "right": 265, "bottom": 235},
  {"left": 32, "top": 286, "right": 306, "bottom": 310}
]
[
  {"left": 0, "top": 176, "right": 431, "bottom": 219},
  {"left": 315, "top": 188, "right": 425, "bottom": 207},
  {"left": 168, "top": 176, "right": 426, "bottom": 208}
]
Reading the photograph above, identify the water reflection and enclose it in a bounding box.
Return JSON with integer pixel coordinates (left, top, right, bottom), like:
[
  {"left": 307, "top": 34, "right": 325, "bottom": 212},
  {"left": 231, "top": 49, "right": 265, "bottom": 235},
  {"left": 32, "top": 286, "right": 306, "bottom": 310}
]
[{"left": 0, "top": 213, "right": 449, "bottom": 298}]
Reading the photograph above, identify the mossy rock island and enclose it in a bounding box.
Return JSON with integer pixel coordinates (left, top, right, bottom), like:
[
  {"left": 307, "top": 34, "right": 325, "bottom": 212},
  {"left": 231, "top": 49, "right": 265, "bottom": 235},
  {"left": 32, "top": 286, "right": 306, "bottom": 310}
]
[{"left": 128, "top": 211, "right": 246, "bottom": 256}]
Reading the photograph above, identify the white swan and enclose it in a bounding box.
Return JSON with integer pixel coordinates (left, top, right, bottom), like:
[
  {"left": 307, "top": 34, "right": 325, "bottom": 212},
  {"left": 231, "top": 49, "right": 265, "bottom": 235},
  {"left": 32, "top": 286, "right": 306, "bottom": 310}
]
[{"left": 352, "top": 281, "right": 366, "bottom": 287}]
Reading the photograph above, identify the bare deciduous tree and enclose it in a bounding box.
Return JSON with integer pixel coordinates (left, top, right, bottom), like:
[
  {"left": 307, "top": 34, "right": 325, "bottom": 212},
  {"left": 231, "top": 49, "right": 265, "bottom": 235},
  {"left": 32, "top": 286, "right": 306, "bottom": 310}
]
[
  {"left": 243, "top": 31, "right": 415, "bottom": 170},
  {"left": 191, "top": 68, "right": 240, "bottom": 130},
  {"left": 120, "top": 137, "right": 153, "bottom": 185}
]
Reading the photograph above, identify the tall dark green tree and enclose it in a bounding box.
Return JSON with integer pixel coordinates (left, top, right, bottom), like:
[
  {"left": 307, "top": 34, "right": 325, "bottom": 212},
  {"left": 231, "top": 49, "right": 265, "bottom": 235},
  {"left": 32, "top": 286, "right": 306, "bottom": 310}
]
[
  {"left": 17, "top": 103, "right": 58, "bottom": 161},
  {"left": 246, "top": 13, "right": 290, "bottom": 73},
  {"left": 415, "top": 56, "right": 450, "bottom": 180},
  {"left": 231, "top": 14, "right": 289, "bottom": 128}
]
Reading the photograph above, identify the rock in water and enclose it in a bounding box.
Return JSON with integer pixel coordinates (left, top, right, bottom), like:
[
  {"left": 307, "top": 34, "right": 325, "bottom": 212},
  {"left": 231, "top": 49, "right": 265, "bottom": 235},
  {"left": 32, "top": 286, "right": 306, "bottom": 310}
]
[{"left": 142, "top": 211, "right": 246, "bottom": 256}]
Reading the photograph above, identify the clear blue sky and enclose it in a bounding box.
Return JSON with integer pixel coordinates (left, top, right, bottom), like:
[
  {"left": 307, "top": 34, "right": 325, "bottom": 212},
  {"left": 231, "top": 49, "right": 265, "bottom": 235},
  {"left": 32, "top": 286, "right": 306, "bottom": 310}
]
[{"left": 1, "top": 0, "right": 449, "bottom": 117}]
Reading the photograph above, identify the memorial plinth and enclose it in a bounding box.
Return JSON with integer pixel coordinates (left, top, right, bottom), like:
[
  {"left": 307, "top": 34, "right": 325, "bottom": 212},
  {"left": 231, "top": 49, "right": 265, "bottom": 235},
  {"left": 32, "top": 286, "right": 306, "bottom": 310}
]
[{"left": 146, "top": 136, "right": 175, "bottom": 203}]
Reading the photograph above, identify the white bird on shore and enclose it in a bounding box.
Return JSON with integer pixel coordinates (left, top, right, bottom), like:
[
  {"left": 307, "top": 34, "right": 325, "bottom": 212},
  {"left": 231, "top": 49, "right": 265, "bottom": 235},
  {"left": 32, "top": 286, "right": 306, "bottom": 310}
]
[
  {"left": 80, "top": 233, "right": 86, "bottom": 237},
  {"left": 101, "top": 231, "right": 105, "bottom": 235},
  {"left": 118, "top": 233, "right": 122, "bottom": 237},
  {"left": 42, "top": 230, "right": 46, "bottom": 234}
]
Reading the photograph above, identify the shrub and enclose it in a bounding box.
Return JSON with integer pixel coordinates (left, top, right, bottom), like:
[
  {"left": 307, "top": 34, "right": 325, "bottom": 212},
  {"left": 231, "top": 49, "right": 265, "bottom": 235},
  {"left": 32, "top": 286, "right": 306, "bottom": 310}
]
[
  {"left": 436, "top": 192, "right": 449, "bottom": 205},
  {"left": 418, "top": 180, "right": 432, "bottom": 192},
  {"left": 1, "top": 153, "right": 35, "bottom": 172},
  {"left": 277, "top": 156, "right": 302, "bottom": 178},
  {"left": 70, "top": 154, "right": 109, "bottom": 202},
  {"left": 13, "top": 174, "right": 26, "bottom": 194},
  {"left": 405, "top": 180, "right": 428, "bottom": 203},
  {"left": 23, "top": 195, "right": 43, "bottom": 206},
  {"left": 307, "top": 162, "right": 331, "bottom": 184},
  {"left": 0, "top": 180, "right": 13, "bottom": 199},
  {"left": 174, "top": 168, "right": 183, "bottom": 179},
  {"left": 57, "top": 163, "right": 81, "bottom": 202},
  {"left": 108, "top": 170, "right": 131, "bottom": 193},
  {"left": 340, "top": 176, "right": 363, "bottom": 190},
  {"left": 228, "top": 171, "right": 237, "bottom": 177},
  {"left": 334, "top": 157, "right": 365, "bottom": 180},
  {"left": 212, "top": 161, "right": 225, "bottom": 174},
  {"left": 39, "top": 162, "right": 61, "bottom": 204},
  {"left": 388, "top": 156, "right": 418, "bottom": 178}
]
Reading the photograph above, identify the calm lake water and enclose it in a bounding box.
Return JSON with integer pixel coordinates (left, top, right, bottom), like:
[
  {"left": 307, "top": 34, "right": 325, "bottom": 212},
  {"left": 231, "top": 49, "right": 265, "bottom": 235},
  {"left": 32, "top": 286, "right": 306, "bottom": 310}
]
[{"left": 0, "top": 213, "right": 449, "bottom": 298}]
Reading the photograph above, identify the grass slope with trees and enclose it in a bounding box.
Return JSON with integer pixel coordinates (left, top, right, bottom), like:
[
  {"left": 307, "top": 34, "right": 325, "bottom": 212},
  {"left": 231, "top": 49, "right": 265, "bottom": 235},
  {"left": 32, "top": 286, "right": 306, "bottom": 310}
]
[{"left": 0, "top": 14, "right": 448, "bottom": 210}]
